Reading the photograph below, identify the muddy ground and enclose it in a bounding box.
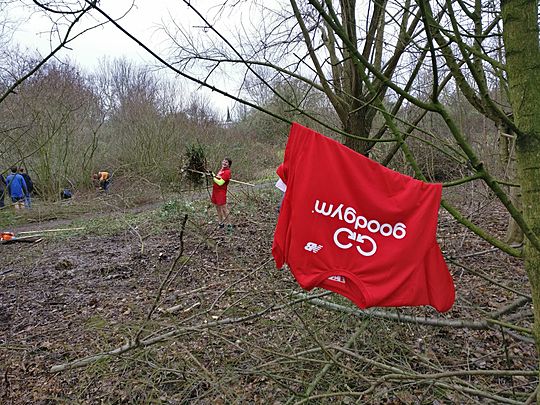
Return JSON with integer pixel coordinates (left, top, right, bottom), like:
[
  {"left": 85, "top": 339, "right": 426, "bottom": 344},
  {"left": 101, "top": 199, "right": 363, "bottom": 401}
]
[{"left": 0, "top": 184, "right": 537, "bottom": 404}]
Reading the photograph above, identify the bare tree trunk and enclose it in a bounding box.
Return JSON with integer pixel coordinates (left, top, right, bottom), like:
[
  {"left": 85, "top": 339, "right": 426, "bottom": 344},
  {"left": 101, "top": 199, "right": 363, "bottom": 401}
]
[
  {"left": 499, "top": 123, "right": 523, "bottom": 245},
  {"left": 505, "top": 186, "right": 523, "bottom": 245},
  {"left": 501, "top": 0, "right": 540, "bottom": 400},
  {"left": 343, "top": 111, "right": 372, "bottom": 154}
]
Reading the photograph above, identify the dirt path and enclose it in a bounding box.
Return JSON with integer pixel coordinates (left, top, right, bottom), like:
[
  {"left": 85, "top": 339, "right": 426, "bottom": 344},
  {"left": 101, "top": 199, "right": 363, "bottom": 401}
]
[{"left": 4, "top": 181, "right": 273, "bottom": 235}]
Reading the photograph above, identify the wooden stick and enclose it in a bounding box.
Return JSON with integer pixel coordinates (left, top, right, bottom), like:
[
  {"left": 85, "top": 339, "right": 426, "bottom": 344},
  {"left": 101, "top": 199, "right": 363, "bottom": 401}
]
[
  {"left": 186, "top": 168, "right": 255, "bottom": 187},
  {"left": 17, "top": 227, "right": 85, "bottom": 235},
  {"left": 14, "top": 235, "right": 43, "bottom": 240},
  {"left": 2, "top": 237, "right": 42, "bottom": 244}
]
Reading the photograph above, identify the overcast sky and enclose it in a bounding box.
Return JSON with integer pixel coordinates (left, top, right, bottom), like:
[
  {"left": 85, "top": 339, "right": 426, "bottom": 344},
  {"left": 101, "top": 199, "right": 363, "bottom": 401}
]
[
  {"left": 8, "top": 0, "right": 242, "bottom": 117},
  {"left": 11, "top": 1, "right": 168, "bottom": 66}
]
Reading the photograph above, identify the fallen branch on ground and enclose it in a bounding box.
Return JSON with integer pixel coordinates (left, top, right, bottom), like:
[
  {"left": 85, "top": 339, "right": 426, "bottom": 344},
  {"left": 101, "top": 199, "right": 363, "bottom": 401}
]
[
  {"left": 50, "top": 305, "right": 275, "bottom": 372},
  {"left": 294, "top": 292, "right": 533, "bottom": 339}
]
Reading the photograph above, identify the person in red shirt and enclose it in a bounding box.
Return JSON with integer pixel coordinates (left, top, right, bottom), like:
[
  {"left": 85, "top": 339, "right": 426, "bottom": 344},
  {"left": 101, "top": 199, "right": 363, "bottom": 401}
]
[{"left": 211, "top": 157, "right": 232, "bottom": 229}]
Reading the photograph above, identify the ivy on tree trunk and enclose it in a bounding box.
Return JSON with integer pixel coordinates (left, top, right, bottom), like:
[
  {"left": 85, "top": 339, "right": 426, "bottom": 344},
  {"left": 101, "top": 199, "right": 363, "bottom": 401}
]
[{"left": 501, "top": 0, "right": 540, "bottom": 398}]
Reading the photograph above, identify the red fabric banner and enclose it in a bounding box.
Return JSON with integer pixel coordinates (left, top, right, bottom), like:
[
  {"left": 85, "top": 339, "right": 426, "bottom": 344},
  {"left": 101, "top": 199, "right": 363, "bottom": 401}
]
[{"left": 272, "top": 123, "right": 455, "bottom": 312}]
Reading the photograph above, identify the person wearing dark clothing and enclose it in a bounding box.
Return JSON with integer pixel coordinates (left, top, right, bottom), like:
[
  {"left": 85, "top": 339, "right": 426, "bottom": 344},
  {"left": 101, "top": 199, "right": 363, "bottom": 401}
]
[
  {"left": 6, "top": 167, "right": 28, "bottom": 210},
  {"left": 19, "top": 168, "right": 33, "bottom": 193},
  {"left": 0, "top": 174, "right": 6, "bottom": 208},
  {"left": 19, "top": 168, "right": 33, "bottom": 208}
]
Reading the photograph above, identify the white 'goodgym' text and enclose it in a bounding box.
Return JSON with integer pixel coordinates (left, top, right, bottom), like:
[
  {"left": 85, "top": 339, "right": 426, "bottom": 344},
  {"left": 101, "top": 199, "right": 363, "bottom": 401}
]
[{"left": 314, "top": 200, "right": 406, "bottom": 239}]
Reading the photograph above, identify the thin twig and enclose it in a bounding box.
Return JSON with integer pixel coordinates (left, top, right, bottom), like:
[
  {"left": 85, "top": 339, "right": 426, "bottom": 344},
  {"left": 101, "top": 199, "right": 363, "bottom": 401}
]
[
  {"left": 134, "top": 214, "right": 188, "bottom": 343},
  {"left": 304, "top": 325, "right": 367, "bottom": 396}
]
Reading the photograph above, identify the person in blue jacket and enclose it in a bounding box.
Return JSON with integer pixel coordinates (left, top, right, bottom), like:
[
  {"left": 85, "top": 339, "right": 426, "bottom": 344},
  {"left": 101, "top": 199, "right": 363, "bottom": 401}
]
[{"left": 6, "top": 167, "right": 28, "bottom": 210}]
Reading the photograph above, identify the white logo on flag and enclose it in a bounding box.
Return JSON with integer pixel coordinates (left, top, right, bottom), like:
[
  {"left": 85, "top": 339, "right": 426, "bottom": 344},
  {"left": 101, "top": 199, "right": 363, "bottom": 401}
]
[
  {"left": 328, "top": 275, "right": 346, "bottom": 283},
  {"left": 333, "top": 227, "right": 377, "bottom": 257},
  {"left": 304, "top": 242, "right": 323, "bottom": 253}
]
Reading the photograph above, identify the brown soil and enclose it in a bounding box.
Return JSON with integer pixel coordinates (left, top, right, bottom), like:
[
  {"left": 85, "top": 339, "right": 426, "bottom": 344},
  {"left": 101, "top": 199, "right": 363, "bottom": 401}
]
[{"left": 0, "top": 185, "right": 537, "bottom": 404}]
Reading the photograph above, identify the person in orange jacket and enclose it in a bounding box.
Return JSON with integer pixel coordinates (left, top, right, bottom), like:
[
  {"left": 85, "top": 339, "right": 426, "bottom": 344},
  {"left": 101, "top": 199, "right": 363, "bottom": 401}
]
[{"left": 92, "top": 171, "right": 110, "bottom": 191}]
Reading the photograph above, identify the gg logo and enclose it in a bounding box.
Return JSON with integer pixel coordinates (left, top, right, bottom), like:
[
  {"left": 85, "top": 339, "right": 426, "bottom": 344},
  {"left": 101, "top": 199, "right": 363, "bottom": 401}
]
[{"left": 333, "top": 227, "right": 377, "bottom": 257}]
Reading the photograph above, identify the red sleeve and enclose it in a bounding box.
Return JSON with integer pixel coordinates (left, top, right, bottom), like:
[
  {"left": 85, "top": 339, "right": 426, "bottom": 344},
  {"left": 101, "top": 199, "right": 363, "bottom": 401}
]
[{"left": 221, "top": 169, "right": 231, "bottom": 182}]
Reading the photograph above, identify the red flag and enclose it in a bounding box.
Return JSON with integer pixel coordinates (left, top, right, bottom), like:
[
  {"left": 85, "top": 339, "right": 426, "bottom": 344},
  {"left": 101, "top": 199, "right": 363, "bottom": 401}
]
[{"left": 273, "top": 123, "right": 455, "bottom": 312}]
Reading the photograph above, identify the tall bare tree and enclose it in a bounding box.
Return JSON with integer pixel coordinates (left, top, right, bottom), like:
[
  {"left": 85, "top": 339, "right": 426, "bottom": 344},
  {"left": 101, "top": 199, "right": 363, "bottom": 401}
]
[
  {"left": 500, "top": 0, "right": 540, "bottom": 392},
  {"left": 1, "top": 61, "right": 104, "bottom": 197}
]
